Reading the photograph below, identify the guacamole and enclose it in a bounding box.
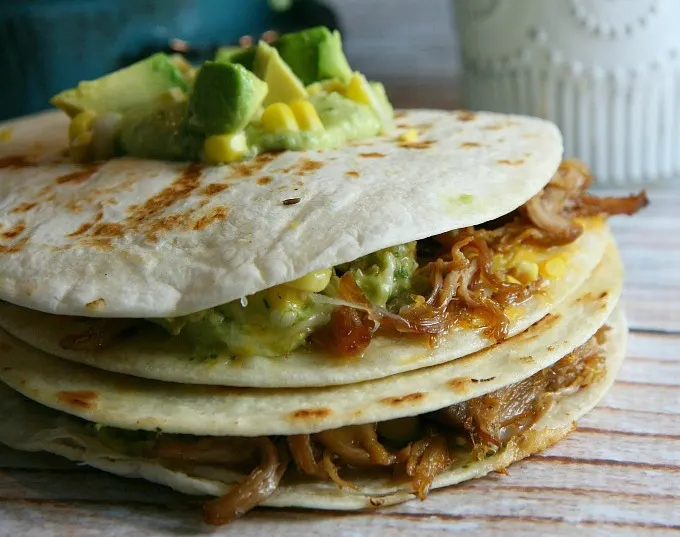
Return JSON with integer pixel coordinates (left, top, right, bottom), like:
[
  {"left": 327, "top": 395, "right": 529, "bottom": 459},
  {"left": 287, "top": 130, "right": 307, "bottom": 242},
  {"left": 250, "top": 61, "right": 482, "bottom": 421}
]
[
  {"left": 151, "top": 242, "right": 418, "bottom": 358},
  {"left": 51, "top": 26, "right": 393, "bottom": 164}
]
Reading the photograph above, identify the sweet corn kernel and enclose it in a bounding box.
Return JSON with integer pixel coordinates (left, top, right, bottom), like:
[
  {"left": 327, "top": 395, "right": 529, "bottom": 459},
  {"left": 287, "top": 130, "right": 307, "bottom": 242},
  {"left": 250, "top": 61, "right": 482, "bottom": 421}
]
[
  {"left": 512, "top": 248, "right": 538, "bottom": 265},
  {"left": 68, "top": 111, "right": 96, "bottom": 142},
  {"left": 203, "top": 132, "right": 247, "bottom": 164},
  {"left": 344, "top": 73, "right": 372, "bottom": 105},
  {"left": 541, "top": 257, "right": 567, "bottom": 279},
  {"left": 262, "top": 285, "right": 304, "bottom": 311},
  {"left": 306, "top": 82, "right": 323, "bottom": 96},
  {"left": 398, "top": 129, "right": 418, "bottom": 143},
  {"left": 286, "top": 268, "right": 332, "bottom": 293},
  {"left": 511, "top": 261, "right": 539, "bottom": 284},
  {"left": 289, "top": 100, "right": 323, "bottom": 132},
  {"left": 260, "top": 102, "right": 299, "bottom": 132},
  {"left": 69, "top": 131, "right": 94, "bottom": 162}
]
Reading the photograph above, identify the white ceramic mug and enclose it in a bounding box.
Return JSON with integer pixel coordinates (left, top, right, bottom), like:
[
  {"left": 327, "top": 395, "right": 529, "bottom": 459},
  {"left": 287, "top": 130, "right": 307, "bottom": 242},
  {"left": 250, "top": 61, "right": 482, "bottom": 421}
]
[{"left": 452, "top": 0, "right": 680, "bottom": 185}]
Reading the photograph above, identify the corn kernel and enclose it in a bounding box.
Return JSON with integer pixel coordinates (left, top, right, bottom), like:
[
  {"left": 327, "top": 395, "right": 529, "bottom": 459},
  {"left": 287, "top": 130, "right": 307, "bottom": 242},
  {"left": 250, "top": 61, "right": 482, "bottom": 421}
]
[
  {"left": 203, "top": 132, "right": 248, "bottom": 164},
  {"left": 306, "top": 82, "right": 323, "bottom": 96},
  {"left": 345, "top": 73, "right": 372, "bottom": 105},
  {"left": 262, "top": 285, "right": 304, "bottom": 311},
  {"left": 541, "top": 257, "right": 567, "bottom": 279},
  {"left": 260, "top": 102, "right": 299, "bottom": 132},
  {"left": 289, "top": 100, "right": 323, "bottom": 132},
  {"left": 511, "top": 261, "right": 539, "bottom": 284},
  {"left": 512, "top": 248, "right": 538, "bottom": 265},
  {"left": 286, "top": 268, "right": 332, "bottom": 293},
  {"left": 398, "top": 129, "right": 418, "bottom": 143},
  {"left": 68, "top": 111, "right": 96, "bottom": 142}
]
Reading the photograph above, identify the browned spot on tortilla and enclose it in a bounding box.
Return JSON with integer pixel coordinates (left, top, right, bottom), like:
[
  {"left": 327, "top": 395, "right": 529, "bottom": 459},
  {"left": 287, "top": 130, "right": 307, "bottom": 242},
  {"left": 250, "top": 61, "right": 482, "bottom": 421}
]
[
  {"left": 460, "top": 142, "right": 481, "bottom": 148},
  {"left": 85, "top": 298, "right": 106, "bottom": 311},
  {"left": 483, "top": 123, "right": 504, "bottom": 131},
  {"left": 0, "top": 155, "right": 33, "bottom": 168},
  {"left": 55, "top": 165, "right": 100, "bottom": 185},
  {"left": 381, "top": 392, "right": 425, "bottom": 405},
  {"left": 257, "top": 176, "right": 273, "bottom": 185},
  {"left": 394, "top": 111, "right": 408, "bottom": 119},
  {"left": 547, "top": 345, "right": 555, "bottom": 351},
  {"left": 298, "top": 159, "right": 324, "bottom": 174},
  {"left": 283, "top": 198, "right": 301, "bottom": 206},
  {"left": 294, "top": 180, "right": 304, "bottom": 187},
  {"left": 448, "top": 377, "right": 472, "bottom": 393},
  {"left": 10, "top": 202, "right": 38, "bottom": 214},
  {"left": 457, "top": 111, "right": 476, "bottom": 121},
  {"left": 396, "top": 122, "right": 409, "bottom": 129},
  {"left": 1, "top": 221, "right": 25, "bottom": 239},
  {"left": 346, "top": 171, "right": 360, "bottom": 178},
  {"left": 80, "top": 238, "right": 112, "bottom": 250},
  {"left": 92, "top": 222, "right": 124, "bottom": 237},
  {"left": 598, "top": 291, "right": 608, "bottom": 299},
  {"left": 471, "top": 377, "right": 496, "bottom": 383},
  {"left": 290, "top": 408, "right": 332, "bottom": 420},
  {"left": 57, "top": 390, "right": 98, "bottom": 410},
  {"left": 519, "top": 356, "right": 535, "bottom": 363},
  {"left": 202, "top": 183, "right": 230, "bottom": 195},
  {"left": 198, "top": 199, "right": 209, "bottom": 208},
  {"left": 67, "top": 221, "right": 94, "bottom": 237},
  {"left": 399, "top": 140, "right": 434, "bottom": 150},
  {"left": 229, "top": 152, "right": 281, "bottom": 179},
  {"left": 498, "top": 159, "right": 525, "bottom": 166},
  {"left": 192, "top": 206, "right": 229, "bottom": 230},
  {"left": 0, "top": 237, "right": 29, "bottom": 254},
  {"left": 359, "top": 152, "right": 386, "bottom": 158}
]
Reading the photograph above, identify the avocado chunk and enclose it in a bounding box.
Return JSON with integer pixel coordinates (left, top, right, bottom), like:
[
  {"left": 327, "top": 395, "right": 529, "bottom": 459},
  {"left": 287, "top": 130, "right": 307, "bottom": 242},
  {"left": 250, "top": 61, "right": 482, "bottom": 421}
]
[
  {"left": 118, "top": 100, "right": 203, "bottom": 161},
  {"left": 51, "top": 53, "right": 188, "bottom": 118},
  {"left": 274, "top": 26, "right": 352, "bottom": 85},
  {"left": 218, "top": 46, "right": 257, "bottom": 72},
  {"left": 188, "top": 62, "right": 268, "bottom": 135},
  {"left": 253, "top": 42, "right": 307, "bottom": 105}
]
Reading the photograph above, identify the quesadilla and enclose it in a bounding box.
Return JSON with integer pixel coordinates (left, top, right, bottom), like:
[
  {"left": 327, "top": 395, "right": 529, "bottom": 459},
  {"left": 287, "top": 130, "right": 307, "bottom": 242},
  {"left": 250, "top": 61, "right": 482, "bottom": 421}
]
[{"left": 0, "top": 26, "right": 646, "bottom": 525}]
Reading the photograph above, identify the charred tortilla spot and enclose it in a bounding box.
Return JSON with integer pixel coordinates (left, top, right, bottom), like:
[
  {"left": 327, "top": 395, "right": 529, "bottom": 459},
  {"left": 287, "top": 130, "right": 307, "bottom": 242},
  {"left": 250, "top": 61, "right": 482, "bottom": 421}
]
[
  {"left": 257, "top": 176, "right": 273, "bottom": 185},
  {"left": 57, "top": 390, "right": 99, "bottom": 409},
  {"left": 460, "top": 142, "right": 481, "bottom": 148},
  {"left": 1, "top": 221, "right": 25, "bottom": 239},
  {"left": 359, "top": 152, "right": 386, "bottom": 158},
  {"left": 346, "top": 171, "right": 360, "bottom": 178},
  {"left": 483, "top": 123, "right": 504, "bottom": 131},
  {"left": 381, "top": 392, "right": 425, "bottom": 405},
  {"left": 202, "top": 183, "right": 230, "bottom": 195},
  {"left": 394, "top": 111, "right": 408, "bottom": 119},
  {"left": 471, "top": 377, "right": 495, "bottom": 383},
  {"left": 192, "top": 206, "right": 230, "bottom": 230},
  {"left": 457, "top": 111, "right": 476, "bottom": 121},
  {"left": 85, "top": 298, "right": 106, "bottom": 311},
  {"left": 448, "top": 377, "right": 471, "bottom": 392},
  {"left": 0, "top": 237, "right": 30, "bottom": 254},
  {"left": 55, "top": 165, "right": 100, "bottom": 185},
  {"left": 282, "top": 198, "right": 300, "bottom": 206},
  {"left": 290, "top": 408, "right": 331, "bottom": 420},
  {"left": 10, "top": 202, "right": 37, "bottom": 214},
  {"left": 67, "top": 221, "right": 94, "bottom": 237},
  {"left": 399, "top": 140, "right": 434, "bottom": 150},
  {"left": 498, "top": 159, "right": 525, "bottom": 166},
  {"left": 598, "top": 291, "right": 608, "bottom": 300},
  {"left": 92, "top": 223, "right": 124, "bottom": 237},
  {"left": 297, "top": 159, "right": 325, "bottom": 175},
  {"left": 519, "top": 356, "right": 535, "bottom": 363}
]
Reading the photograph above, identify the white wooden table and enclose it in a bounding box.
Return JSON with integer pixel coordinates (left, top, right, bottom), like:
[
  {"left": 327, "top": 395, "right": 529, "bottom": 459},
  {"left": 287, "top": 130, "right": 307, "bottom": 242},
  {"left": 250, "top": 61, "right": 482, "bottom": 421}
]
[{"left": 0, "top": 186, "right": 678, "bottom": 535}]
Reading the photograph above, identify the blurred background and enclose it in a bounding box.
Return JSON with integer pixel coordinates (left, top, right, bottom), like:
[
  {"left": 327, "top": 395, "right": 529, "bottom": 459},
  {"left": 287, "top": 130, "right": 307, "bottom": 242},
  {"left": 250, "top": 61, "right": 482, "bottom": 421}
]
[{"left": 0, "top": 0, "right": 458, "bottom": 121}]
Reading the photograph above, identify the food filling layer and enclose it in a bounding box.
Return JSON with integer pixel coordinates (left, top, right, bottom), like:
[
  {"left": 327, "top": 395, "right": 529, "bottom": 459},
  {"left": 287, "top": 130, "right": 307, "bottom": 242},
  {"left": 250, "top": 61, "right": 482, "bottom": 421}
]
[{"left": 88, "top": 327, "right": 609, "bottom": 524}]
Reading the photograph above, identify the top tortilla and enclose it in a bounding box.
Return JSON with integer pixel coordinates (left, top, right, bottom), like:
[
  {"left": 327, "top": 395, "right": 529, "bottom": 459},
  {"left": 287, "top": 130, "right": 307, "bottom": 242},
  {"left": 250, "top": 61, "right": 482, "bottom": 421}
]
[{"left": 0, "top": 109, "right": 562, "bottom": 317}]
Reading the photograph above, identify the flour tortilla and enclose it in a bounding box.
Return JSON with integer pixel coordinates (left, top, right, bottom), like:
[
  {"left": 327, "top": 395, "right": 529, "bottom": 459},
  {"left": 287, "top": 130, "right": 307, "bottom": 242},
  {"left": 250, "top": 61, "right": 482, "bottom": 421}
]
[
  {"left": 0, "top": 222, "right": 611, "bottom": 387},
  {"left": 0, "top": 110, "right": 562, "bottom": 317},
  {"left": 0, "top": 305, "right": 626, "bottom": 511},
  {"left": 0, "top": 242, "right": 622, "bottom": 436}
]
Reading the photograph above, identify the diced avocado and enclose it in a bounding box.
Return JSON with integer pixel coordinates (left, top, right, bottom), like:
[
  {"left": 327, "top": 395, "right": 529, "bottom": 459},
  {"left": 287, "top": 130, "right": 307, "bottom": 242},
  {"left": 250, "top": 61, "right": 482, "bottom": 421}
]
[
  {"left": 51, "top": 53, "right": 188, "bottom": 118},
  {"left": 274, "top": 26, "right": 352, "bottom": 85},
  {"left": 118, "top": 100, "right": 203, "bottom": 161},
  {"left": 253, "top": 41, "right": 307, "bottom": 105},
  {"left": 188, "top": 62, "right": 268, "bottom": 135},
  {"left": 219, "top": 46, "right": 257, "bottom": 72}
]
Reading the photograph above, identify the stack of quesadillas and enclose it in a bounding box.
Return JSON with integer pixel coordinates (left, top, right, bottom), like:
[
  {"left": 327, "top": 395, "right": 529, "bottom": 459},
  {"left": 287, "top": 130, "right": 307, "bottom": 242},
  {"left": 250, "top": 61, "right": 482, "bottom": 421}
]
[{"left": 0, "top": 29, "right": 646, "bottom": 525}]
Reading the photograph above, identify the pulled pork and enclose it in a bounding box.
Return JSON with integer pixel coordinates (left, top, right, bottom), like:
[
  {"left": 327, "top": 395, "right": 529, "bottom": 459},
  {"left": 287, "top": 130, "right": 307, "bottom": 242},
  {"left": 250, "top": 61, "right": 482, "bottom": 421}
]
[
  {"left": 317, "top": 160, "right": 646, "bottom": 355},
  {"left": 150, "top": 333, "right": 606, "bottom": 525}
]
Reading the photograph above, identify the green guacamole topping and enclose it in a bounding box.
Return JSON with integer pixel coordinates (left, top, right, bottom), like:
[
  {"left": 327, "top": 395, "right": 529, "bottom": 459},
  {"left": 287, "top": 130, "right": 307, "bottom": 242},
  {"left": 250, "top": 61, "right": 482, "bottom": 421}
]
[
  {"left": 150, "top": 242, "right": 418, "bottom": 358},
  {"left": 51, "top": 26, "right": 393, "bottom": 164}
]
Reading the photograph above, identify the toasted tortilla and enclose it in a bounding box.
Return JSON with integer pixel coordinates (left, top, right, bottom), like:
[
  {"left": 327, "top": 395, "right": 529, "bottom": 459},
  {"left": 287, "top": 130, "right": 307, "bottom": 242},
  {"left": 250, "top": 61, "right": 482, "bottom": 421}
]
[
  {"left": 0, "top": 305, "right": 626, "bottom": 511},
  {"left": 0, "top": 241, "right": 622, "bottom": 436},
  {"left": 0, "top": 222, "right": 611, "bottom": 387},
  {"left": 0, "top": 110, "right": 561, "bottom": 317}
]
